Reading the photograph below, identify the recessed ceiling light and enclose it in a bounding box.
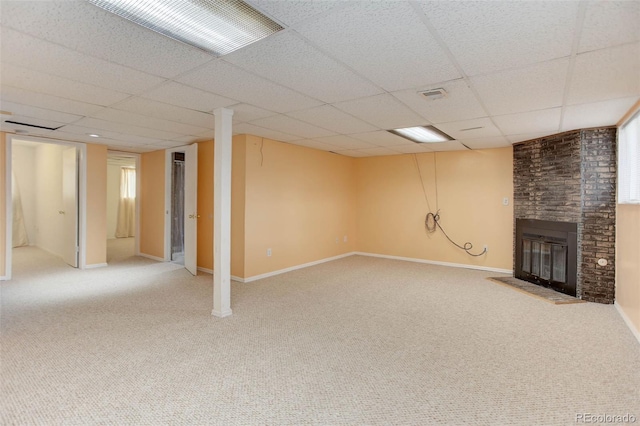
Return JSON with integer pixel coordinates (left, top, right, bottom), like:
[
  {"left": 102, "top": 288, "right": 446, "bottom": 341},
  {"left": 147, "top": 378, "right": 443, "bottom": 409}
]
[
  {"left": 388, "top": 126, "right": 454, "bottom": 144},
  {"left": 88, "top": 134, "right": 100, "bottom": 138},
  {"left": 87, "top": 0, "right": 283, "bottom": 56}
]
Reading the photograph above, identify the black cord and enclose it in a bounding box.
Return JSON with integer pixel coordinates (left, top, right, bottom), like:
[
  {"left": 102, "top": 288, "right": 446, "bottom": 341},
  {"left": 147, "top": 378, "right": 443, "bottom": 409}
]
[{"left": 425, "top": 211, "right": 487, "bottom": 257}]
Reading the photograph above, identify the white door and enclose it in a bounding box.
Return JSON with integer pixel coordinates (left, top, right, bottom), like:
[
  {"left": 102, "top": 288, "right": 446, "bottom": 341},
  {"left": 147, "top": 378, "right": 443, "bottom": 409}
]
[
  {"left": 184, "top": 144, "right": 198, "bottom": 275},
  {"left": 61, "top": 147, "right": 78, "bottom": 267}
]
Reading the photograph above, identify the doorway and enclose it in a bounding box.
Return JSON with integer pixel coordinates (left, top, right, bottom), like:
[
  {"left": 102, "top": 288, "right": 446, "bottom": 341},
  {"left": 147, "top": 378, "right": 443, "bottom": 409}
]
[
  {"left": 106, "top": 151, "right": 140, "bottom": 263},
  {"left": 5, "top": 135, "right": 86, "bottom": 279},
  {"left": 164, "top": 144, "right": 198, "bottom": 275}
]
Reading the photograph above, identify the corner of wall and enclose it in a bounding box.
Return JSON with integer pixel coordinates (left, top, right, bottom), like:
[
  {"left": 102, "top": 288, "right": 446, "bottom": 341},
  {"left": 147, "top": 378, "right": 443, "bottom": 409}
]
[
  {"left": 85, "top": 143, "right": 108, "bottom": 266},
  {"left": 0, "top": 132, "right": 6, "bottom": 277}
]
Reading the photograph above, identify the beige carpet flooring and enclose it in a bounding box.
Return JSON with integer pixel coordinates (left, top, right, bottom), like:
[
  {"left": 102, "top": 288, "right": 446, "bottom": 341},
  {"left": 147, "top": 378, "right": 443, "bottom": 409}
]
[{"left": 1, "top": 246, "right": 639, "bottom": 425}]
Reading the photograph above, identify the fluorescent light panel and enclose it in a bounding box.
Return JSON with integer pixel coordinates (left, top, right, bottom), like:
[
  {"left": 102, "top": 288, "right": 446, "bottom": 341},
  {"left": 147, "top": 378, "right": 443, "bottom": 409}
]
[
  {"left": 87, "top": 0, "right": 283, "bottom": 56},
  {"left": 389, "top": 126, "right": 453, "bottom": 143}
]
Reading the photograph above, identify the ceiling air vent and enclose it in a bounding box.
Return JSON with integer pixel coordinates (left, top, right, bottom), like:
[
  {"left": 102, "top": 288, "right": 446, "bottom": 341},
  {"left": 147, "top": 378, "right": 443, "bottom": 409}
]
[{"left": 418, "top": 88, "right": 447, "bottom": 101}]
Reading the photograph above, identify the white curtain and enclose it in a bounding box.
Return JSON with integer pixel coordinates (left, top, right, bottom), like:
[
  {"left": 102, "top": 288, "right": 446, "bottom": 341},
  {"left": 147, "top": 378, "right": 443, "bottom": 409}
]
[
  {"left": 115, "top": 167, "right": 136, "bottom": 238},
  {"left": 12, "top": 170, "right": 29, "bottom": 247}
]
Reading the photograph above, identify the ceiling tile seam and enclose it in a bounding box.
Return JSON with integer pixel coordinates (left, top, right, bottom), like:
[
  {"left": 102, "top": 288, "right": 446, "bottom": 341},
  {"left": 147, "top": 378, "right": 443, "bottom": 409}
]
[
  {"left": 558, "top": 1, "right": 587, "bottom": 132},
  {"left": 245, "top": 113, "right": 340, "bottom": 137},
  {"left": 408, "top": 1, "right": 507, "bottom": 139}
]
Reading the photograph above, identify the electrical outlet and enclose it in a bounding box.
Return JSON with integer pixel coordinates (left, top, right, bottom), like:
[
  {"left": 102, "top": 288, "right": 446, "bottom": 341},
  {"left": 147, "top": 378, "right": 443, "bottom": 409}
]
[
  {"left": 502, "top": 197, "right": 509, "bottom": 206},
  {"left": 343, "top": 235, "right": 348, "bottom": 243},
  {"left": 335, "top": 237, "right": 339, "bottom": 244},
  {"left": 267, "top": 248, "right": 272, "bottom": 257}
]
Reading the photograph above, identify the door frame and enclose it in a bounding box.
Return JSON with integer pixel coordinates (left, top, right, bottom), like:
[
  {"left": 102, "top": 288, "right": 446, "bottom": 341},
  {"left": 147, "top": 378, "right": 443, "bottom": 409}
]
[
  {"left": 107, "top": 150, "right": 141, "bottom": 256},
  {"left": 3, "top": 134, "right": 87, "bottom": 280}
]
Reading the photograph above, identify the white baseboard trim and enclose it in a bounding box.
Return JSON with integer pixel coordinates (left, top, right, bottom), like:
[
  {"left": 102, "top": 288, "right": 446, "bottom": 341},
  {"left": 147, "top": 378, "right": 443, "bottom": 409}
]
[
  {"left": 0, "top": 275, "right": 8, "bottom": 281},
  {"left": 239, "top": 252, "right": 357, "bottom": 283},
  {"left": 198, "top": 266, "right": 214, "bottom": 275},
  {"left": 84, "top": 263, "right": 107, "bottom": 269},
  {"left": 353, "top": 252, "right": 513, "bottom": 275},
  {"left": 614, "top": 301, "right": 640, "bottom": 345},
  {"left": 231, "top": 275, "right": 244, "bottom": 282},
  {"left": 138, "top": 253, "right": 165, "bottom": 262},
  {"left": 212, "top": 309, "right": 233, "bottom": 318}
]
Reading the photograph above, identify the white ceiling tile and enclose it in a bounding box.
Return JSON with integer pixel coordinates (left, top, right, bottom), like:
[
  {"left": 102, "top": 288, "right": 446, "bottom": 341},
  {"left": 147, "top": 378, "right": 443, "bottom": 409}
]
[
  {"left": 420, "top": 1, "right": 578, "bottom": 75},
  {"left": 333, "top": 94, "right": 425, "bottom": 130},
  {"left": 312, "top": 135, "right": 377, "bottom": 150},
  {"left": 562, "top": 97, "right": 639, "bottom": 131},
  {"left": 332, "top": 150, "right": 371, "bottom": 158},
  {"left": 391, "top": 144, "right": 434, "bottom": 154},
  {"left": 351, "top": 147, "right": 401, "bottom": 157},
  {"left": 247, "top": 0, "right": 343, "bottom": 27},
  {"left": 392, "top": 79, "right": 485, "bottom": 124},
  {"left": 456, "top": 136, "right": 510, "bottom": 150},
  {"left": 0, "top": 1, "right": 214, "bottom": 78},
  {"left": 289, "top": 139, "right": 339, "bottom": 152},
  {"left": 1, "top": 64, "right": 130, "bottom": 106},
  {"left": 426, "top": 141, "right": 469, "bottom": 152},
  {"left": 0, "top": 27, "right": 165, "bottom": 95},
  {"left": 177, "top": 60, "right": 323, "bottom": 113},
  {"left": 506, "top": 132, "right": 557, "bottom": 144},
  {"left": 113, "top": 98, "right": 216, "bottom": 129},
  {"left": 91, "top": 108, "right": 209, "bottom": 136},
  {"left": 224, "top": 32, "right": 382, "bottom": 103},
  {"left": 579, "top": 1, "right": 640, "bottom": 53},
  {"left": 230, "top": 104, "right": 279, "bottom": 123},
  {"left": 436, "top": 118, "right": 502, "bottom": 140},
  {"left": 349, "top": 130, "right": 412, "bottom": 147},
  {"left": 195, "top": 130, "right": 217, "bottom": 139},
  {"left": 0, "top": 86, "right": 105, "bottom": 117},
  {"left": 0, "top": 101, "right": 82, "bottom": 124},
  {"left": 493, "top": 108, "right": 562, "bottom": 135},
  {"left": 471, "top": 58, "right": 569, "bottom": 116},
  {"left": 232, "top": 123, "right": 299, "bottom": 142},
  {"left": 250, "top": 115, "right": 335, "bottom": 139},
  {"left": 56, "top": 124, "right": 164, "bottom": 147},
  {"left": 142, "top": 82, "right": 238, "bottom": 113},
  {"left": 286, "top": 105, "right": 377, "bottom": 134},
  {"left": 296, "top": 1, "right": 459, "bottom": 91},
  {"left": 568, "top": 43, "right": 640, "bottom": 105},
  {"left": 71, "top": 117, "right": 183, "bottom": 140}
]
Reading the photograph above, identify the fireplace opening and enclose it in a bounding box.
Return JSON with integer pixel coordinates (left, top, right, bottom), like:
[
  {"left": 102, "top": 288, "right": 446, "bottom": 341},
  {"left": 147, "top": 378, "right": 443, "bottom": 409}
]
[{"left": 515, "top": 219, "right": 577, "bottom": 297}]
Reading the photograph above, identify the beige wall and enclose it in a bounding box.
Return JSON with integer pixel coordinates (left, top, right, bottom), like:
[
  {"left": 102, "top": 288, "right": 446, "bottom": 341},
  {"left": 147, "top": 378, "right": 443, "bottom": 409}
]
[
  {"left": 197, "top": 140, "right": 214, "bottom": 271},
  {"left": 85, "top": 144, "right": 107, "bottom": 266},
  {"left": 616, "top": 204, "right": 640, "bottom": 335},
  {"left": 240, "top": 135, "right": 356, "bottom": 278},
  {"left": 0, "top": 132, "right": 6, "bottom": 277},
  {"left": 231, "top": 135, "right": 246, "bottom": 277},
  {"left": 140, "top": 149, "right": 165, "bottom": 259},
  {"left": 355, "top": 148, "right": 513, "bottom": 270}
]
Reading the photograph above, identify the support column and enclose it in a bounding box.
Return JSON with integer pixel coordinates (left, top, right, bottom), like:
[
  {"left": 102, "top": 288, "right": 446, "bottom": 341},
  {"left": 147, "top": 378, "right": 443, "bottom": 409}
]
[{"left": 212, "top": 108, "right": 233, "bottom": 318}]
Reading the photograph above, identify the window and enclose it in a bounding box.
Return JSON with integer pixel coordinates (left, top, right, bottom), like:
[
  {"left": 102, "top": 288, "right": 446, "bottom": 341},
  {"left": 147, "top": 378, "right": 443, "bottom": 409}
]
[{"left": 618, "top": 111, "right": 640, "bottom": 204}]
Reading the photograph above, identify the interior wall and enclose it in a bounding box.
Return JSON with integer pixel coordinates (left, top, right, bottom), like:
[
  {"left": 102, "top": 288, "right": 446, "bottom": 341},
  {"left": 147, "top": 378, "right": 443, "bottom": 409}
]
[
  {"left": 86, "top": 144, "right": 107, "bottom": 266},
  {"left": 106, "top": 164, "right": 120, "bottom": 239},
  {"left": 616, "top": 204, "right": 640, "bottom": 336},
  {"left": 355, "top": 147, "right": 513, "bottom": 270},
  {"left": 242, "top": 135, "right": 356, "bottom": 278},
  {"left": 197, "top": 140, "right": 214, "bottom": 271},
  {"left": 231, "top": 135, "right": 246, "bottom": 278},
  {"left": 140, "top": 149, "right": 165, "bottom": 259},
  {"left": 34, "top": 143, "right": 65, "bottom": 257},
  {"left": 11, "top": 144, "right": 37, "bottom": 244},
  {"left": 0, "top": 132, "right": 6, "bottom": 277}
]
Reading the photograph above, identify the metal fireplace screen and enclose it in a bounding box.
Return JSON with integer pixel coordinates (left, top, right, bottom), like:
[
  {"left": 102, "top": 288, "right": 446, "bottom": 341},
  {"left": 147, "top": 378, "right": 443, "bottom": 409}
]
[{"left": 515, "top": 219, "right": 577, "bottom": 296}]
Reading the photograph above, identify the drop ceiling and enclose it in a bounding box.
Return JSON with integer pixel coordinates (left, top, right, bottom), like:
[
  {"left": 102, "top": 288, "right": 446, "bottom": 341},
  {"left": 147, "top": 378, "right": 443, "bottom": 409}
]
[{"left": 0, "top": 0, "right": 638, "bottom": 157}]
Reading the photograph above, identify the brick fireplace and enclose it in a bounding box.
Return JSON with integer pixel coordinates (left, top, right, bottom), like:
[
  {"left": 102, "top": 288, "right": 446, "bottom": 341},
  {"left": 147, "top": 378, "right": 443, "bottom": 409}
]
[{"left": 513, "top": 128, "right": 616, "bottom": 304}]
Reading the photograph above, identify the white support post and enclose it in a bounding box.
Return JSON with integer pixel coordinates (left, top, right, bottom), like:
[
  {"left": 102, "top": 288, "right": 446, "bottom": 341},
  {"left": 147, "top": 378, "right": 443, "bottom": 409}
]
[{"left": 212, "top": 108, "right": 234, "bottom": 318}]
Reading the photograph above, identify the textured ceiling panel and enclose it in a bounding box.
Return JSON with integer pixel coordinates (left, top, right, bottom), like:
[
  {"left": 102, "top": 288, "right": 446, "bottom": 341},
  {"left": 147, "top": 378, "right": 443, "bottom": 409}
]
[
  {"left": 568, "top": 43, "right": 640, "bottom": 105},
  {"left": 390, "top": 144, "right": 434, "bottom": 154},
  {"left": 142, "top": 82, "right": 239, "bottom": 112},
  {"left": 177, "top": 60, "right": 323, "bottom": 113},
  {"left": 247, "top": 0, "right": 343, "bottom": 27},
  {"left": 333, "top": 94, "right": 425, "bottom": 130},
  {"left": 494, "top": 108, "right": 562, "bottom": 135},
  {"left": 0, "top": 101, "right": 82, "bottom": 125},
  {"left": 229, "top": 104, "right": 279, "bottom": 123},
  {"left": 457, "top": 136, "right": 510, "bottom": 150},
  {"left": 420, "top": 0, "right": 578, "bottom": 75},
  {"left": 392, "top": 79, "right": 485, "bottom": 124},
  {"left": 250, "top": 115, "right": 336, "bottom": 139},
  {"left": 295, "top": 1, "right": 459, "bottom": 91},
  {"left": 232, "top": 123, "right": 299, "bottom": 142},
  {"left": 286, "top": 105, "right": 377, "bottom": 134},
  {"left": 224, "top": 32, "right": 382, "bottom": 103},
  {"left": 289, "top": 139, "right": 340, "bottom": 152},
  {"left": 579, "top": 1, "right": 640, "bottom": 53},
  {"left": 0, "top": 1, "right": 213, "bottom": 78},
  {"left": 1, "top": 64, "right": 130, "bottom": 106},
  {"left": 72, "top": 117, "right": 183, "bottom": 140},
  {"left": 471, "top": 59, "right": 569, "bottom": 116},
  {"left": 349, "top": 130, "right": 413, "bottom": 147},
  {"left": 425, "top": 141, "right": 468, "bottom": 152},
  {"left": 349, "top": 147, "right": 401, "bottom": 157},
  {"left": 113, "top": 98, "right": 216, "bottom": 129},
  {"left": 311, "top": 135, "right": 377, "bottom": 150},
  {"left": 436, "top": 117, "right": 502, "bottom": 140},
  {"left": 0, "top": 27, "right": 164, "bottom": 94},
  {"left": 91, "top": 108, "right": 209, "bottom": 136},
  {"left": 0, "top": 86, "right": 105, "bottom": 117},
  {"left": 562, "top": 97, "right": 639, "bottom": 132}
]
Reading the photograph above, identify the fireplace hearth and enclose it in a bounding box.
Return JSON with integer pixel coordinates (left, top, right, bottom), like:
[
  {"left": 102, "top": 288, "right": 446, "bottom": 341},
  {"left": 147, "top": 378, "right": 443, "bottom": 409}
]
[{"left": 515, "top": 219, "right": 577, "bottom": 297}]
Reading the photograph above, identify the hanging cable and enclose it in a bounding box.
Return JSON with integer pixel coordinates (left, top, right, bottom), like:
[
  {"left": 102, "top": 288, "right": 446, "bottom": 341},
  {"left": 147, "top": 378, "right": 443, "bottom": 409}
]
[{"left": 414, "top": 154, "right": 487, "bottom": 257}]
